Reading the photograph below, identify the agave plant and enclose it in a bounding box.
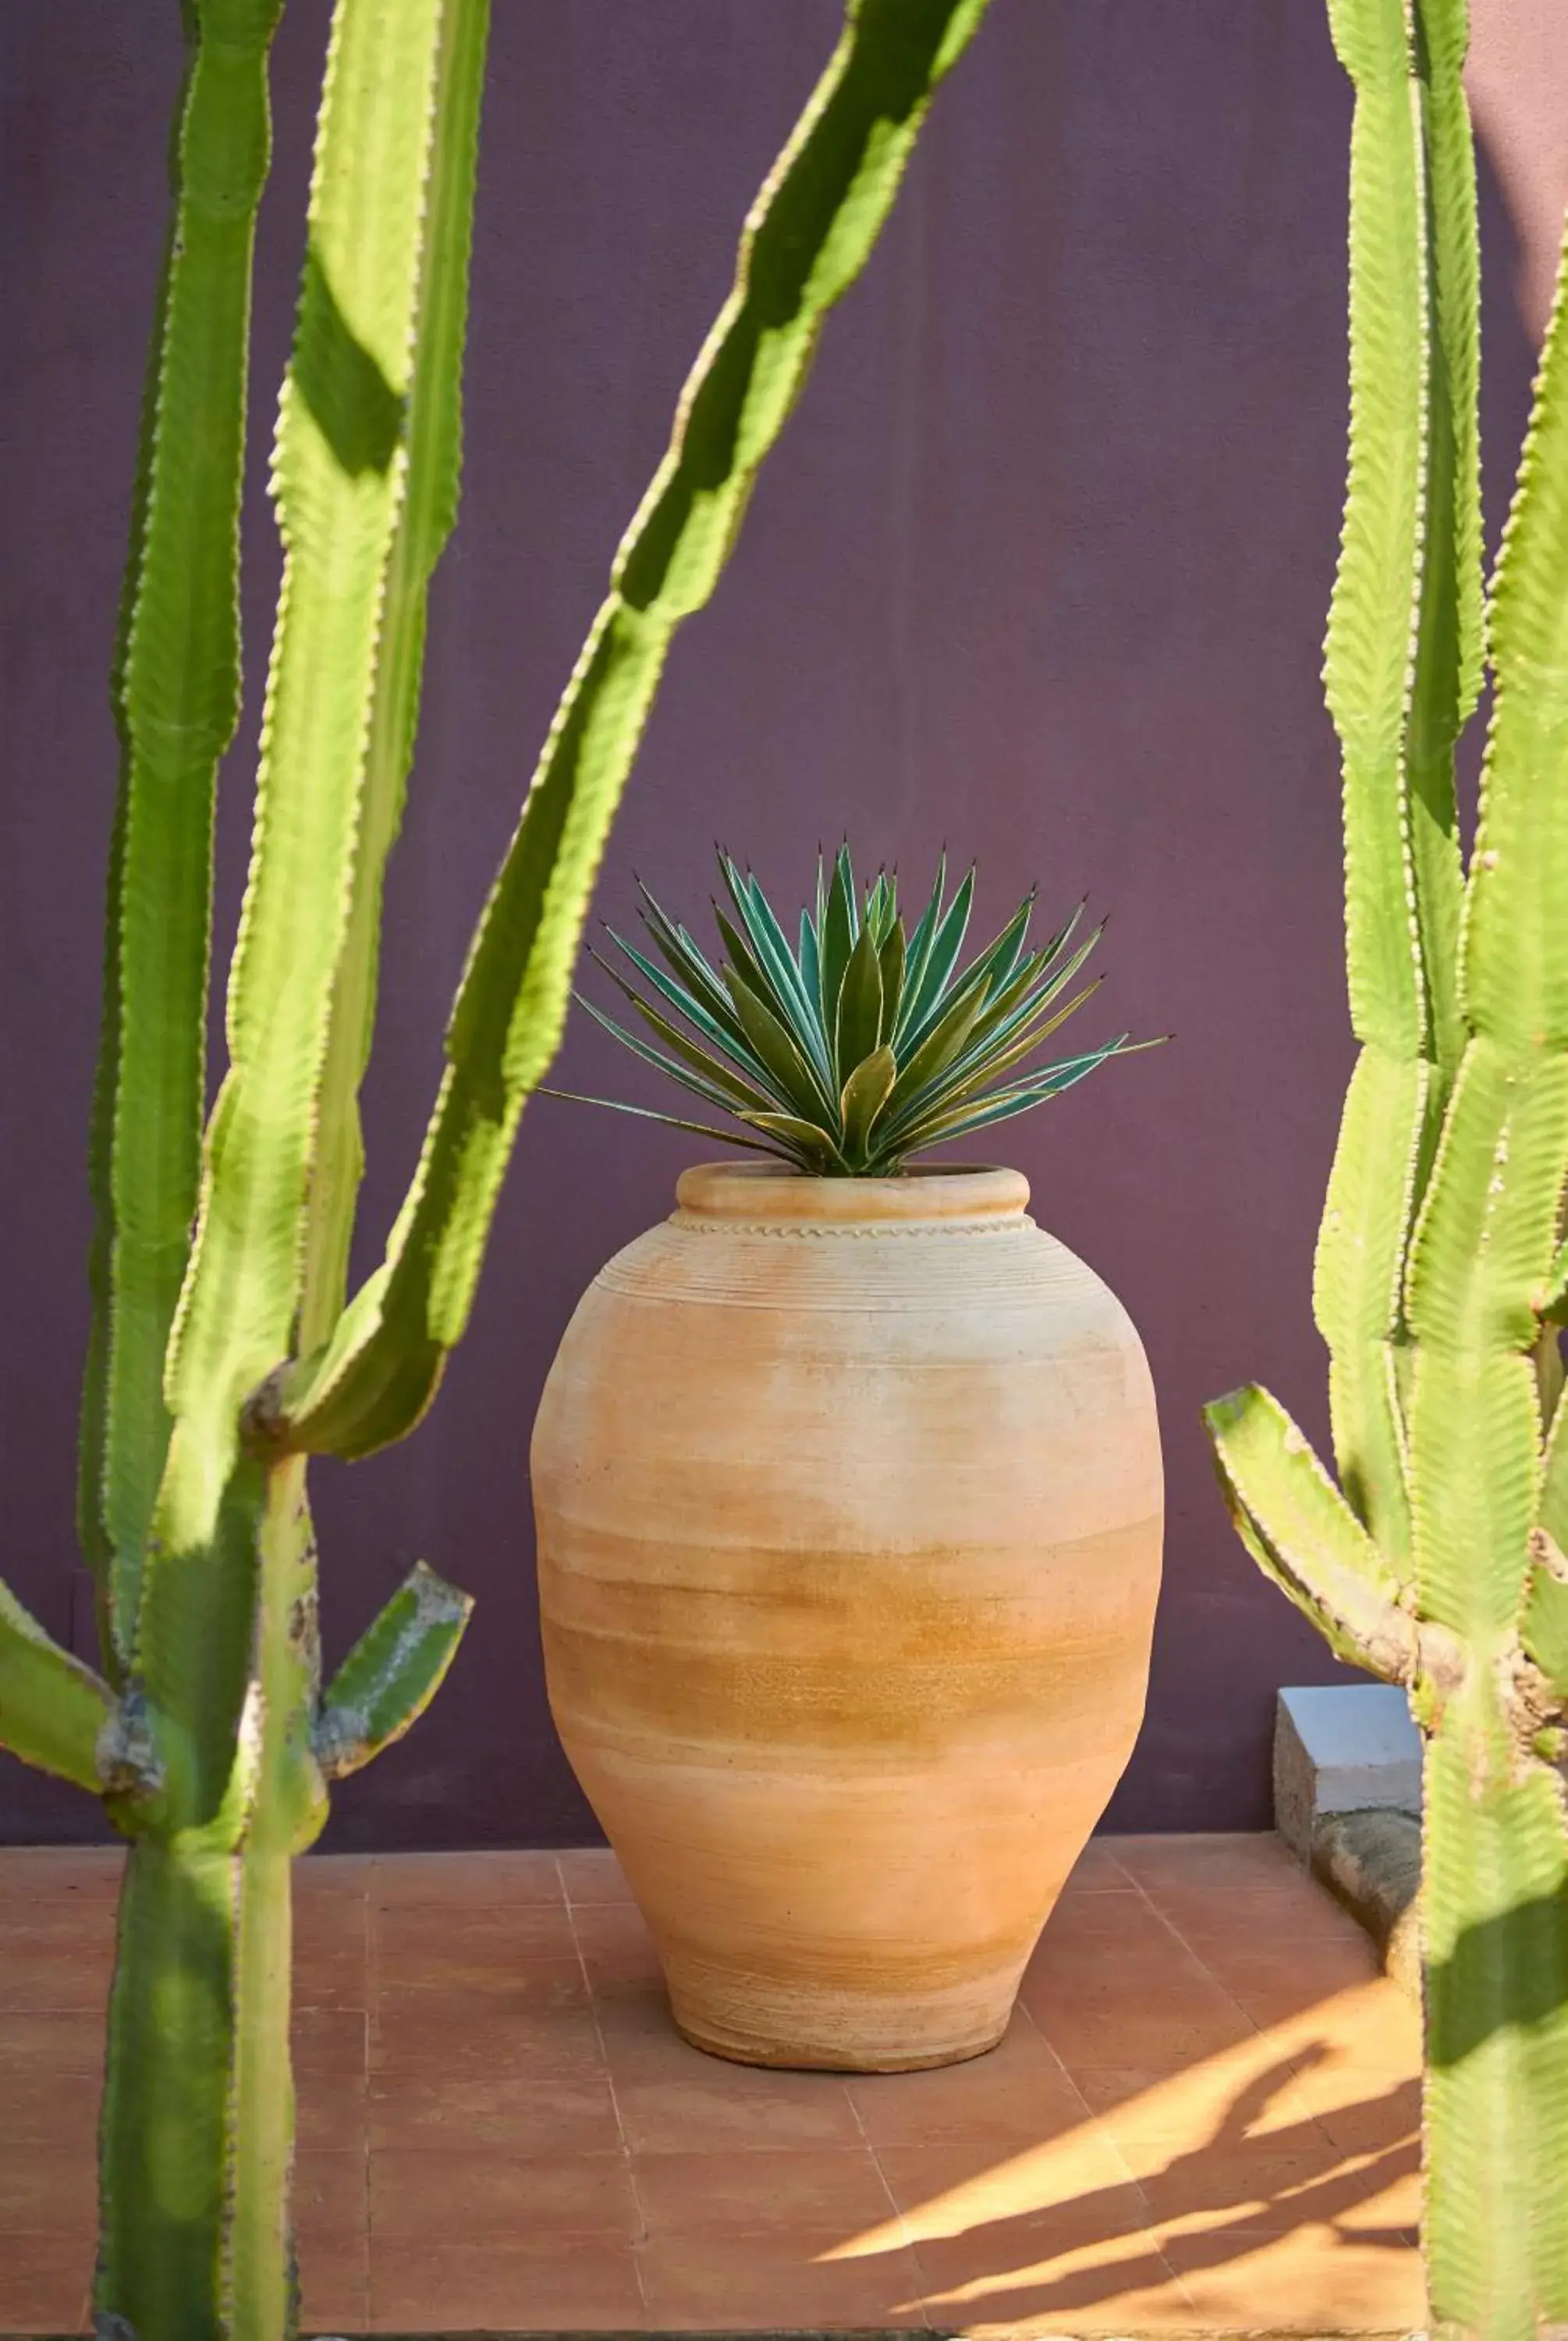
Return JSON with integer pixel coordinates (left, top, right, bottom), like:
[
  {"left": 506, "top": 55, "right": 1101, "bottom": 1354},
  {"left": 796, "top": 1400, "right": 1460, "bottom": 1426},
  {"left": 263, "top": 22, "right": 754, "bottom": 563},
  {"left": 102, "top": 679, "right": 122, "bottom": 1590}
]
[{"left": 553, "top": 847, "right": 1155, "bottom": 1174}]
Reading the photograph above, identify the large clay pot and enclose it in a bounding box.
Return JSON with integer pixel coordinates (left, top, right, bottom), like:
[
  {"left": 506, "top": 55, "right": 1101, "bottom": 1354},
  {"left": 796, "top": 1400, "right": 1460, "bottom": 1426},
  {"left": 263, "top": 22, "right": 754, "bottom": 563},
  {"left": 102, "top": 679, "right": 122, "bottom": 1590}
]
[{"left": 532, "top": 1161, "right": 1162, "bottom": 2072}]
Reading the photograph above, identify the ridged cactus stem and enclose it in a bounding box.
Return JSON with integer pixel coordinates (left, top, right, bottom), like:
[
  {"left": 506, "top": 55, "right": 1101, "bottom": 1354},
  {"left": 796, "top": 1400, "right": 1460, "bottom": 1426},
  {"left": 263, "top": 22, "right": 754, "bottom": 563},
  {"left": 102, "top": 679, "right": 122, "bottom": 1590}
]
[
  {"left": 97, "top": 1457, "right": 325, "bottom": 2341},
  {"left": 1206, "top": 2, "right": 1568, "bottom": 2329},
  {"left": 80, "top": 0, "right": 285, "bottom": 1672}
]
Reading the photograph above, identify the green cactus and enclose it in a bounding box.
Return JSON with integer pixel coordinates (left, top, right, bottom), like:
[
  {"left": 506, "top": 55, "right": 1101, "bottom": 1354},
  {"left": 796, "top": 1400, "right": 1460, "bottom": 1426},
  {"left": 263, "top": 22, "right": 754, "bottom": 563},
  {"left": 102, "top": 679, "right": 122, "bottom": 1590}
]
[
  {"left": 0, "top": 2, "right": 995, "bottom": 2334},
  {"left": 1204, "top": 1, "right": 1568, "bottom": 2331}
]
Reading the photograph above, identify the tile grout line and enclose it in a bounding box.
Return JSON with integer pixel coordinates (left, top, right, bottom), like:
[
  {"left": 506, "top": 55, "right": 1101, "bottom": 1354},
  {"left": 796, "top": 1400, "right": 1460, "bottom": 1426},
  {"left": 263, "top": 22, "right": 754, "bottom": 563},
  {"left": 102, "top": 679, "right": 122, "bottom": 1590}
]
[
  {"left": 841, "top": 2075, "right": 934, "bottom": 2331},
  {"left": 1020, "top": 1888, "right": 1219, "bottom": 2316},
  {"left": 559, "top": 1856, "right": 654, "bottom": 2330},
  {"left": 1103, "top": 1863, "right": 1360, "bottom": 2310}
]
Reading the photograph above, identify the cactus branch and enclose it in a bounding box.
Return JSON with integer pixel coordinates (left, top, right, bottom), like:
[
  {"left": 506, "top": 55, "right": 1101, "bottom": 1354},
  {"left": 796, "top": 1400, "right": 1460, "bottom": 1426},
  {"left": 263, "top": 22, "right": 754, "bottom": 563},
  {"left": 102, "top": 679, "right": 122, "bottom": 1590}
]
[
  {"left": 80, "top": 0, "right": 284, "bottom": 1672},
  {"left": 296, "top": 0, "right": 491, "bottom": 1356},
  {"left": 1309, "top": 0, "right": 1482, "bottom": 1573},
  {"left": 314, "top": 1560, "right": 473, "bottom": 1780},
  {"left": 1204, "top": 1384, "right": 1421, "bottom": 1680},
  {"left": 161, "top": 0, "right": 478, "bottom": 1510},
  {"left": 268, "top": 0, "right": 999, "bottom": 1463},
  {"left": 0, "top": 1576, "right": 115, "bottom": 1794}
]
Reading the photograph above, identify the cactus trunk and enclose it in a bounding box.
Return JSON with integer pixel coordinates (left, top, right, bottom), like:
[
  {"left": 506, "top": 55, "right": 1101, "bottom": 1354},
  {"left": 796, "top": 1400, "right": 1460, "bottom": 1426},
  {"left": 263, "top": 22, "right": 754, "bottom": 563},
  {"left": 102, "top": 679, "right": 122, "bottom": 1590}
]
[
  {"left": 97, "top": 1458, "right": 323, "bottom": 2340},
  {"left": 1204, "top": 0, "right": 1568, "bottom": 2330},
  {"left": 1423, "top": 1725, "right": 1568, "bottom": 2337}
]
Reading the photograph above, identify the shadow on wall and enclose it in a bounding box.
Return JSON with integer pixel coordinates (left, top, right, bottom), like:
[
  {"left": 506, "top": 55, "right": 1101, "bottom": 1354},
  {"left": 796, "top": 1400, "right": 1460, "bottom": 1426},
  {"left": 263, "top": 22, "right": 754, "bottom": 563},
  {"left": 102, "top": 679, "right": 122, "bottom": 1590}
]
[{"left": 0, "top": 2, "right": 1550, "bottom": 1845}]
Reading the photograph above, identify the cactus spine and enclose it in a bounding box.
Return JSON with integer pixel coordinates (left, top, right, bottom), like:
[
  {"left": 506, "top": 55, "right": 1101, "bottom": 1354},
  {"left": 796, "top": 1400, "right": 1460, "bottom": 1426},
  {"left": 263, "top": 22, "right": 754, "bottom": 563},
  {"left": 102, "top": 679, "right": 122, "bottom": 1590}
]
[
  {"left": 1204, "top": 2, "right": 1568, "bottom": 2332},
  {"left": 0, "top": 2, "right": 996, "bottom": 2335}
]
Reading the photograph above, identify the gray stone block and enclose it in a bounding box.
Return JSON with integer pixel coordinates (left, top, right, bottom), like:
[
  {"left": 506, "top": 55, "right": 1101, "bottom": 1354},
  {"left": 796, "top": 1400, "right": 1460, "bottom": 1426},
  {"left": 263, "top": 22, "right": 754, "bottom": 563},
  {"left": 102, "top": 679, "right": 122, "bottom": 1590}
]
[{"left": 1274, "top": 1682, "right": 1422, "bottom": 1860}]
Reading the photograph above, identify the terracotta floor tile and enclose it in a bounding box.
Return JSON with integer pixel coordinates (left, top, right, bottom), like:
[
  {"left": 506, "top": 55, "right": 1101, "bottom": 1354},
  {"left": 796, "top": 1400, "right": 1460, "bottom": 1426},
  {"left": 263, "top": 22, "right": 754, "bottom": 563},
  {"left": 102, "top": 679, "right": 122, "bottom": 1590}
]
[
  {"left": 589, "top": 1968, "right": 680, "bottom": 2051},
  {"left": 910, "top": 2222, "right": 1194, "bottom": 2336},
  {"left": 295, "top": 2147, "right": 370, "bottom": 2245},
  {"left": 293, "top": 2152, "right": 371, "bottom": 2333},
  {"left": 558, "top": 1846, "right": 634, "bottom": 1906},
  {"left": 1060, "top": 1839, "right": 1138, "bottom": 1892},
  {"left": 0, "top": 1936, "right": 116, "bottom": 2015},
  {"left": 1024, "top": 1981, "right": 1260, "bottom": 2076},
  {"left": 371, "top": 2147, "right": 638, "bottom": 2247},
  {"left": 0, "top": 2007, "right": 105, "bottom": 2074},
  {"left": 368, "top": 2062, "right": 623, "bottom": 2155},
  {"left": 0, "top": 2139, "right": 98, "bottom": 2235},
  {"left": 874, "top": 2135, "right": 1148, "bottom": 2243},
  {"left": 1264, "top": 1982, "right": 1424, "bottom": 2074},
  {"left": 296, "top": 2061, "right": 370, "bottom": 2156},
  {"left": 0, "top": 1895, "right": 118, "bottom": 1952},
  {"left": 1114, "top": 1831, "right": 1304, "bottom": 1892},
  {"left": 1033, "top": 1888, "right": 1180, "bottom": 1945},
  {"left": 848, "top": 2017, "right": 1089, "bottom": 2149},
  {"left": 0, "top": 1849, "right": 124, "bottom": 1908},
  {"left": 632, "top": 2146, "right": 895, "bottom": 2237},
  {"left": 1162, "top": 1874, "right": 1368, "bottom": 1942},
  {"left": 1068, "top": 2043, "right": 1325, "bottom": 2153},
  {"left": 374, "top": 1895, "right": 578, "bottom": 1981},
  {"left": 293, "top": 2003, "right": 368, "bottom": 2076},
  {"left": 1138, "top": 2140, "right": 1390, "bottom": 2234},
  {"left": 295, "top": 1850, "right": 378, "bottom": 1900},
  {"left": 0, "top": 2057, "right": 102, "bottom": 2148},
  {"left": 572, "top": 1896, "right": 662, "bottom": 1980},
  {"left": 1187, "top": 1921, "right": 1379, "bottom": 1986},
  {"left": 369, "top": 1850, "right": 564, "bottom": 1907},
  {"left": 1027, "top": 1917, "right": 1211, "bottom": 1985},
  {"left": 1298, "top": 2072, "right": 1422, "bottom": 2157},
  {"left": 0, "top": 2230, "right": 92, "bottom": 2333},
  {"left": 373, "top": 1978, "right": 601, "bottom": 2080},
  {"left": 1161, "top": 2222, "right": 1426, "bottom": 2330},
  {"left": 297, "top": 2262, "right": 370, "bottom": 2336},
  {"left": 293, "top": 1893, "right": 369, "bottom": 2011},
  {"left": 369, "top": 2236, "right": 644, "bottom": 2332},
  {"left": 636, "top": 2231, "right": 928, "bottom": 2329},
  {"left": 614, "top": 2055, "right": 864, "bottom": 2153},
  {"left": 1222, "top": 1969, "right": 1394, "bottom": 2031}
]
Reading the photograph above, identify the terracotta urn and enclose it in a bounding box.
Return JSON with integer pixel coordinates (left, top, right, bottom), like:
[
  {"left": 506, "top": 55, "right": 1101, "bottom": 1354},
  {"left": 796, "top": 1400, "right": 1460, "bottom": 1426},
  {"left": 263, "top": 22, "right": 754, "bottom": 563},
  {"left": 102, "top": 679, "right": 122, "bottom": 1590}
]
[{"left": 531, "top": 1160, "right": 1162, "bottom": 2072}]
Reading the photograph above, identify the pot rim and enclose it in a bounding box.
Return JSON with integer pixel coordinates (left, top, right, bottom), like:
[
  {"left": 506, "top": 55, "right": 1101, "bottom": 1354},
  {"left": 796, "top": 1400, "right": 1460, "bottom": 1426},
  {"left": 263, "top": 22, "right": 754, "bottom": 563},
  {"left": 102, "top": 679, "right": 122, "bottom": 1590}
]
[{"left": 673, "top": 1159, "right": 1029, "bottom": 1225}]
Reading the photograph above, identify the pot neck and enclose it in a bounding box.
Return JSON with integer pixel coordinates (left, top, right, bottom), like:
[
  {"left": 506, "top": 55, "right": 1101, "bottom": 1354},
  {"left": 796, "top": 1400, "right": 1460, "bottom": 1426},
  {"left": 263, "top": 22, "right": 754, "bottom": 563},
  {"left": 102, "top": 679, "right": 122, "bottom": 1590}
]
[{"left": 672, "top": 1162, "right": 1029, "bottom": 1230}]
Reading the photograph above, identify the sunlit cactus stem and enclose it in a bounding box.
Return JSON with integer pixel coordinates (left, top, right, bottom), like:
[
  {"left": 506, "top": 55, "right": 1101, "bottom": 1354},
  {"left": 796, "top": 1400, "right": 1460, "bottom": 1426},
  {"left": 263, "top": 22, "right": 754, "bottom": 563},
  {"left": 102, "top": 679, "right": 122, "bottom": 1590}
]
[
  {"left": 1204, "top": 2, "right": 1568, "bottom": 2333},
  {"left": 0, "top": 2, "right": 999, "bottom": 2335}
]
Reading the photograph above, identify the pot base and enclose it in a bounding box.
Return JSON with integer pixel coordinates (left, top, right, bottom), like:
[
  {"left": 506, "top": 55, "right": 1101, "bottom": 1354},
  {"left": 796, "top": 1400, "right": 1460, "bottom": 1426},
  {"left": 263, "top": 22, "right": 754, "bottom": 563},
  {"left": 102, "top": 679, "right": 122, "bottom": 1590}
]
[{"left": 666, "top": 1963, "right": 1016, "bottom": 2074}]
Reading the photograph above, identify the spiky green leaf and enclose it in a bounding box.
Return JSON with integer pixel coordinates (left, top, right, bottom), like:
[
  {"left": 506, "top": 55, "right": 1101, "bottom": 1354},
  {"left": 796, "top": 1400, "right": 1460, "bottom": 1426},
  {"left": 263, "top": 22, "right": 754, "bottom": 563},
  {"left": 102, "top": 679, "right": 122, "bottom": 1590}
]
[
  {"left": 835, "top": 922, "right": 885, "bottom": 1075},
  {"left": 896, "top": 865, "right": 975, "bottom": 1050},
  {"left": 839, "top": 1044, "right": 897, "bottom": 1162}
]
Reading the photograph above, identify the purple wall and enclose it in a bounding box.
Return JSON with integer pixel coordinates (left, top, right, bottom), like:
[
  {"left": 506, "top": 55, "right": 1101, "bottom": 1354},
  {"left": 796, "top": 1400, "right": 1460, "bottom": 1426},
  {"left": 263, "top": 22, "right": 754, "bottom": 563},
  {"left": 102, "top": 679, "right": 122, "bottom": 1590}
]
[{"left": 0, "top": 3, "right": 1548, "bottom": 1846}]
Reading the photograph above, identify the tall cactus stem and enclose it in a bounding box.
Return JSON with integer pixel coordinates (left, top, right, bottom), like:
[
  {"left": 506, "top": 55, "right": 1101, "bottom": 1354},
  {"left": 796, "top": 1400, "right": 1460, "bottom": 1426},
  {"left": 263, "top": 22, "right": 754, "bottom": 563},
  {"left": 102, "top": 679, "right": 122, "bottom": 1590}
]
[{"left": 80, "top": 0, "right": 283, "bottom": 1672}]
